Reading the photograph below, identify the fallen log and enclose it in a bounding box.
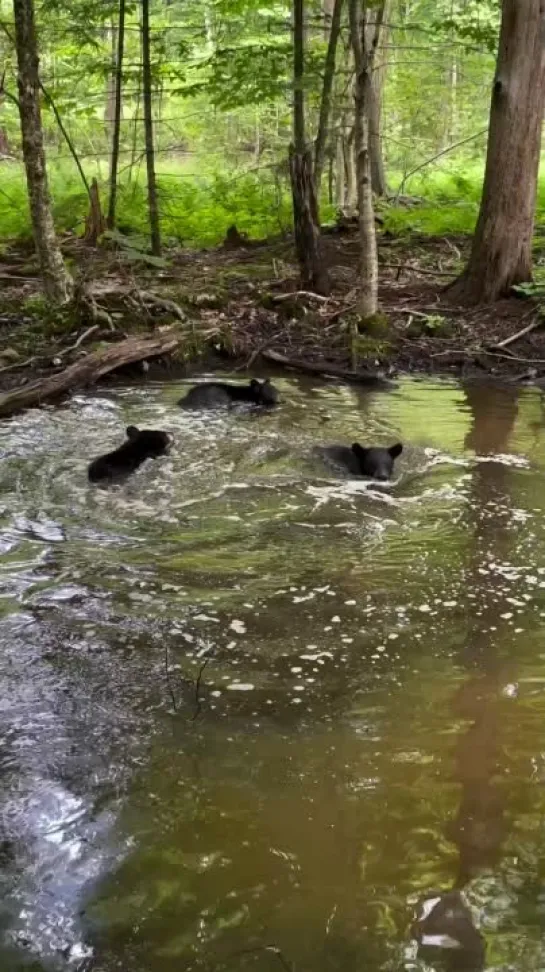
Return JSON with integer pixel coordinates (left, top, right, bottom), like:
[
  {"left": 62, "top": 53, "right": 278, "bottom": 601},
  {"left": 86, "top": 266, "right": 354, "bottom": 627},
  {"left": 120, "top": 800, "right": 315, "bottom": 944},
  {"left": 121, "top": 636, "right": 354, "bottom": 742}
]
[
  {"left": 0, "top": 329, "right": 180, "bottom": 419},
  {"left": 261, "top": 349, "right": 394, "bottom": 387}
]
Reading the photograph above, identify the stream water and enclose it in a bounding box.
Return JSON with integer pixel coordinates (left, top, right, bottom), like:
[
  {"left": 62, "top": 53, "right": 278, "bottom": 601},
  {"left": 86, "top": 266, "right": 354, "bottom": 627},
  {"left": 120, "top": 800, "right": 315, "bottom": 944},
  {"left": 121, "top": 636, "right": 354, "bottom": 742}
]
[{"left": 1, "top": 375, "right": 545, "bottom": 971}]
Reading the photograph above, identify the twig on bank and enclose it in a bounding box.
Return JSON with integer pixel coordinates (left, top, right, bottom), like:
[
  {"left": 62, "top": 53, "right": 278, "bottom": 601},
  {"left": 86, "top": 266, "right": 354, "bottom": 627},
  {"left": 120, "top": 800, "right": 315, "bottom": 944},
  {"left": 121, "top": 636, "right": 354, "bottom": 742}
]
[
  {"left": 56, "top": 324, "right": 100, "bottom": 359},
  {"left": 271, "top": 290, "right": 332, "bottom": 303},
  {"left": 489, "top": 313, "right": 541, "bottom": 350},
  {"left": 380, "top": 262, "right": 457, "bottom": 278},
  {"left": 0, "top": 356, "right": 38, "bottom": 375}
]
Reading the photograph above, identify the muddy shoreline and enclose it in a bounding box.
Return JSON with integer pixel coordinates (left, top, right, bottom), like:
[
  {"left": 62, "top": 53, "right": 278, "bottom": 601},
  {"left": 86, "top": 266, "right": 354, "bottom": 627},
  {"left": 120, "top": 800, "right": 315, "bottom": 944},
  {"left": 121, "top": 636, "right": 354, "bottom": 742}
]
[{"left": 1, "top": 227, "right": 544, "bottom": 409}]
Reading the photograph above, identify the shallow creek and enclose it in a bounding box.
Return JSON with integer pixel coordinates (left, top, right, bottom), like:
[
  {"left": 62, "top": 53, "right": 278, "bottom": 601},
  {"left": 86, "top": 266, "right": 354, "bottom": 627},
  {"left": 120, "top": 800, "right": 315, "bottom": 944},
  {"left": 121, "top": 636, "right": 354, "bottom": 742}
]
[{"left": 1, "top": 375, "right": 545, "bottom": 971}]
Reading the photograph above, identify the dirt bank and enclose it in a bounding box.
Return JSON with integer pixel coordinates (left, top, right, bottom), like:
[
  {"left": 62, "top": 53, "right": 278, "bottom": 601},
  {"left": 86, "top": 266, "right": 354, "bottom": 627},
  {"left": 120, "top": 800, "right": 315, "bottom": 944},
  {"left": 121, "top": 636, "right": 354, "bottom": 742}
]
[{"left": 1, "top": 226, "right": 543, "bottom": 412}]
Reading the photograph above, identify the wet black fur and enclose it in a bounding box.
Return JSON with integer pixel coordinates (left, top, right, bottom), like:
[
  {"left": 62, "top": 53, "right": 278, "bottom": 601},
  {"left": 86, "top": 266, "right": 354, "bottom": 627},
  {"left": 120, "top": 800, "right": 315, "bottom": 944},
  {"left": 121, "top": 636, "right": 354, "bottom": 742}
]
[
  {"left": 88, "top": 426, "right": 171, "bottom": 483},
  {"left": 320, "top": 442, "right": 403, "bottom": 480},
  {"left": 178, "top": 378, "right": 278, "bottom": 410}
]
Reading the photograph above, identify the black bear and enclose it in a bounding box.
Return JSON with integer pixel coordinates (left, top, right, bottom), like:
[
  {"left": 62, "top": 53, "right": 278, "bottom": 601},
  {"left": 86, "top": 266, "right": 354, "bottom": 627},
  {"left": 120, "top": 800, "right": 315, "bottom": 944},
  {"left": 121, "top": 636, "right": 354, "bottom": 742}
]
[
  {"left": 178, "top": 378, "right": 278, "bottom": 410},
  {"left": 320, "top": 441, "right": 403, "bottom": 481},
  {"left": 88, "top": 426, "right": 171, "bottom": 483}
]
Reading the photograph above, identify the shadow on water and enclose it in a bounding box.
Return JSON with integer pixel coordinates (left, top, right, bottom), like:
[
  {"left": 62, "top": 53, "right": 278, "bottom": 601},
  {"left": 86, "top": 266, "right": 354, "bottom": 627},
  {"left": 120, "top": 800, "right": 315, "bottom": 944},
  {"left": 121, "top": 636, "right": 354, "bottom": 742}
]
[{"left": 3, "top": 377, "right": 545, "bottom": 970}]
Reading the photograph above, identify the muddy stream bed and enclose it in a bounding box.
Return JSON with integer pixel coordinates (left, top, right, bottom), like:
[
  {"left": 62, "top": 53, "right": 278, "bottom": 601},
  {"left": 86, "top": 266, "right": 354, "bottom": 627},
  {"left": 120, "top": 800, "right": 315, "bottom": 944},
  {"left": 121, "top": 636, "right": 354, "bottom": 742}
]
[{"left": 1, "top": 375, "right": 545, "bottom": 971}]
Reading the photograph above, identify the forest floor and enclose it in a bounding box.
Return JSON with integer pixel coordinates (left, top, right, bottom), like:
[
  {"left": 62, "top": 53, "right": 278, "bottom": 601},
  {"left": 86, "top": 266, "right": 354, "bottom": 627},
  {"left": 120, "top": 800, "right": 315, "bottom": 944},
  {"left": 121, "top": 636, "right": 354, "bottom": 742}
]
[{"left": 1, "top": 224, "right": 544, "bottom": 403}]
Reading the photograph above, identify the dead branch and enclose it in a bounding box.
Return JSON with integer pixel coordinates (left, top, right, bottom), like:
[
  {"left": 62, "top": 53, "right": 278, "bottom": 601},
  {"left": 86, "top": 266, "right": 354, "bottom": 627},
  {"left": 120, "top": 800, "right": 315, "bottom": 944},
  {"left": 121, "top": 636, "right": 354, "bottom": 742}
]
[
  {"left": 379, "top": 262, "right": 457, "bottom": 278},
  {"left": 191, "top": 657, "right": 210, "bottom": 722},
  {"left": 0, "top": 330, "right": 180, "bottom": 419},
  {"left": 262, "top": 349, "right": 392, "bottom": 385},
  {"left": 138, "top": 290, "right": 186, "bottom": 321},
  {"left": 395, "top": 128, "right": 488, "bottom": 197},
  {"left": 489, "top": 314, "right": 542, "bottom": 350},
  {"left": 56, "top": 324, "right": 100, "bottom": 359},
  {"left": 270, "top": 290, "right": 332, "bottom": 303}
]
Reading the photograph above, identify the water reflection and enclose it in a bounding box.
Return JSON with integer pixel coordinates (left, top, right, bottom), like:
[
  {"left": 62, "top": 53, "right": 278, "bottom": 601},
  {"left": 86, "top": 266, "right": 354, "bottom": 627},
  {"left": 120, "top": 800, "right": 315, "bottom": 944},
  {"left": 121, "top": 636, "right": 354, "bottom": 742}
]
[{"left": 1, "top": 378, "right": 545, "bottom": 970}]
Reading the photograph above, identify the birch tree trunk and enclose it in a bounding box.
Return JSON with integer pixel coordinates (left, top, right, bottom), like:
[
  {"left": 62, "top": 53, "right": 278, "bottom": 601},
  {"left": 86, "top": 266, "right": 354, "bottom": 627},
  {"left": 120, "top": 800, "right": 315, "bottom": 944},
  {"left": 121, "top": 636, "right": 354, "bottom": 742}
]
[
  {"left": 141, "top": 0, "right": 161, "bottom": 255},
  {"left": 13, "top": 0, "right": 73, "bottom": 304},
  {"left": 349, "top": 0, "right": 378, "bottom": 318},
  {"left": 365, "top": 0, "right": 389, "bottom": 197}
]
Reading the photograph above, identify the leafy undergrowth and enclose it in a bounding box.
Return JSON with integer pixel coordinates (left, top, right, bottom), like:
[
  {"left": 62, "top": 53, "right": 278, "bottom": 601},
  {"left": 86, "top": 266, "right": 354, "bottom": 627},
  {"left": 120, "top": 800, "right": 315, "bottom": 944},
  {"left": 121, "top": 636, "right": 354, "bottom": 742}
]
[{"left": 2, "top": 157, "right": 545, "bottom": 250}]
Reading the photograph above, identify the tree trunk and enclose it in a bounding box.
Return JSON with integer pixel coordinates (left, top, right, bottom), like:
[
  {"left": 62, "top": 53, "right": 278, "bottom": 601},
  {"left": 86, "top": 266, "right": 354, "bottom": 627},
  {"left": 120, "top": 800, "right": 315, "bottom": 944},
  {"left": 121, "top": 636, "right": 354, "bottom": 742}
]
[
  {"left": 290, "top": 0, "right": 329, "bottom": 294},
  {"left": 12, "top": 0, "right": 73, "bottom": 304},
  {"left": 289, "top": 146, "right": 330, "bottom": 295},
  {"left": 448, "top": 0, "right": 545, "bottom": 305},
  {"left": 335, "top": 134, "right": 344, "bottom": 209},
  {"left": 343, "top": 127, "right": 357, "bottom": 214},
  {"left": 141, "top": 0, "right": 161, "bottom": 255},
  {"left": 349, "top": 0, "right": 378, "bottom": 318},
  {"left": 84, "top": 177, "right": 106, "bottom": 244},
  {"left": 314, "top": 0, "right": 344, "bottom": 190},
  {"left": 104, "top": 24, "right": 117, "bottom": 144},
  {"left": 107, "top": 0, "right": 126, "bottom": 229},
  {"left": 365, "top": 0, "right": 389, "bottom": 197}
]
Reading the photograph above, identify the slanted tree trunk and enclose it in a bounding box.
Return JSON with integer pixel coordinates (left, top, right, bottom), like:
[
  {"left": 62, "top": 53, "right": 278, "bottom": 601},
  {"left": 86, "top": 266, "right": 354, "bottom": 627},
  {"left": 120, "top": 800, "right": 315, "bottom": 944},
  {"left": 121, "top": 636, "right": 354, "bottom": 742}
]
[
  {"left": 12, "top": 0, "right": 73, "bottom": 304},
  {"left": 449, "top": 0, "right": 545, "bottom": 304},
  {"left": 107, "top": 0, "right": 126, "bottom": 229},
  {"left": 349, "top": 0, "right": 378, "bottom": 318},
  {"left": 290, "top": 0, "right": 330, "bottom": 294},
  {"left": 314, "top": 0, "right": 344, "bottom": 190},
  {"left": 365, "top": 0, "right": 389, "bottom": 197},
  {"left": 141, "top": 0, "right": 161, "bottom": 255}
]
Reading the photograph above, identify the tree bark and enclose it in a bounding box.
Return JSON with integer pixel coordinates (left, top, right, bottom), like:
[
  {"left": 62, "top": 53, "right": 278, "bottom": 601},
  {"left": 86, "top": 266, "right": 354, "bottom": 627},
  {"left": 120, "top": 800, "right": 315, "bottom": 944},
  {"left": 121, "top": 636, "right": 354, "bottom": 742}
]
[
  {"left": 84, "top": 177, "right": 106, "bottom": 244},
  {"left": 12, "top": 0, "right": 73, "bottom": 304},
  {"left": 289, "top": 146, "right": 330, "bottom": 295},
  {"left": 141, "top": 0, "right": 161, "bottom": 255},
  {"left": 365, "top": 1, "right": 389, "bottom": 197},
  {"left": 314, "top": 0, "right": 344, "bottom": 190},
  {"left": 349, "top": 0, "right": 378, "bottom": 318},
  {"left": 449, "top": 0, "right": 545, "bottom": 305},
  {"left": 104, "top": 24, "right": 117, "bottom": 144},
  {"left": 290, "top": 0, "right": 330, "bottom": 294},
  {"left": 107, "top": 0, "right": 126, "bottom": 229}
]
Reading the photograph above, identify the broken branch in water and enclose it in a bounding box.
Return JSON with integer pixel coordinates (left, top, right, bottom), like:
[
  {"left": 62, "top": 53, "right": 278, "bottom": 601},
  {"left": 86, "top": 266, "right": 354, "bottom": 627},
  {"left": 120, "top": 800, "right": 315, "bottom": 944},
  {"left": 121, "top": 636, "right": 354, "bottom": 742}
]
[
  {"left": 191, "top": 657, "right": 210, "bottom": 722},
  {"left": 261, "top": 349, "right": 391, "bottom": 386},
  {"left": 0, "top": 329, "right": 180, "bottom": 419}
]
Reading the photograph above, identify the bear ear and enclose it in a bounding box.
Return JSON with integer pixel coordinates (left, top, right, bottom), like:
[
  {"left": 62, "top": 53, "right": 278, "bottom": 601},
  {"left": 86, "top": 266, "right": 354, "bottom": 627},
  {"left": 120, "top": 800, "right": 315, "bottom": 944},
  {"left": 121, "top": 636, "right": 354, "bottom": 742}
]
[
  {"left": 250, "top": 378, "right": 261, "bottom": 388},
  {"left": 389, "top": 442, "right": 403, "bottom": 458},
  {"left": 351, "top": 442, "right": 367, "bottom": 457},
  {"left": 126, "top": 426, "right": 140, "bottom": 440}
]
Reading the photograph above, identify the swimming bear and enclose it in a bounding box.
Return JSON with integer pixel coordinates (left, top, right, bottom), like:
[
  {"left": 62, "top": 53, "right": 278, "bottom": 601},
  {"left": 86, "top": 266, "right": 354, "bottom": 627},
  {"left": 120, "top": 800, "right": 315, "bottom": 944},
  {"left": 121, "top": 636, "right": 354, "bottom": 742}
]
[
  {"left": 320, "top": 441, "right": 403, "bottom": 481},
  {"left": 178, "top": 378, "right": 278, "bottom": 410},
  {"left": 88, "top": 426, "right": 171, "bottom": 483}
]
